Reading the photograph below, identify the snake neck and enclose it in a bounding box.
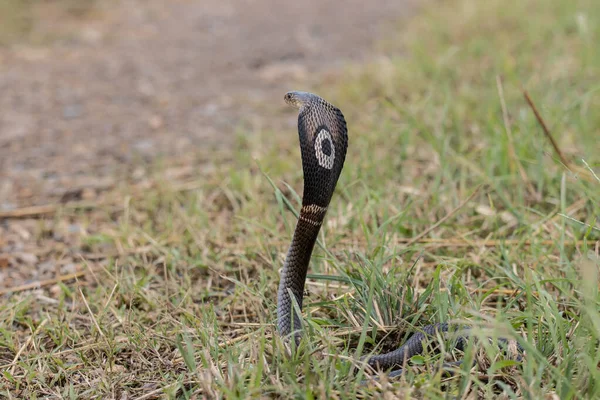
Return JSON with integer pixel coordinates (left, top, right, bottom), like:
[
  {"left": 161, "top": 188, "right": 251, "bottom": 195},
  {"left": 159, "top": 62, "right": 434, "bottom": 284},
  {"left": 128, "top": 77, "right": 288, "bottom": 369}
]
[{"left": 277, "top": 205, "right": 328, "bottom": 340}]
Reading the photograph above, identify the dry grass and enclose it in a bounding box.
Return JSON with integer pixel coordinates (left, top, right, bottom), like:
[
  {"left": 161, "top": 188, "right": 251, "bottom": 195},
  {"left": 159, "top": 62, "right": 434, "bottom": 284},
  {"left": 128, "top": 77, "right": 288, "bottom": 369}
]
[{"left": 1, "top": 0, "right": 600, "bottom": 398}]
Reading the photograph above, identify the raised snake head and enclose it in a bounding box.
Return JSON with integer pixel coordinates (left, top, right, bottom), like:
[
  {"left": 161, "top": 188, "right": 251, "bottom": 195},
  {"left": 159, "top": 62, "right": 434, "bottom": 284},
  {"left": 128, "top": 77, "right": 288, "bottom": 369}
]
[{"left": 284, "top": 91, "right": 348, "bottom": 208}]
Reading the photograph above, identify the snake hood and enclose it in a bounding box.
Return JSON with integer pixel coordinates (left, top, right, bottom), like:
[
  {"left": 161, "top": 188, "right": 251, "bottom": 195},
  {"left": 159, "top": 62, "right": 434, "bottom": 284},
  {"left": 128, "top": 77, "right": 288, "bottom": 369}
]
[{"left": 284, "top": 91, "right": 348, "bottom": 208}]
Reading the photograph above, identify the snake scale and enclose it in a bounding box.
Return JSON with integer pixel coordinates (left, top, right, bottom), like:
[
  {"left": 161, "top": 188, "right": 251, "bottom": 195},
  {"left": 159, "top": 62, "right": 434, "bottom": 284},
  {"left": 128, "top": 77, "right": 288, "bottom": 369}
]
[{"left": 276, "top": 91, "right": 518, "bottom": 375}]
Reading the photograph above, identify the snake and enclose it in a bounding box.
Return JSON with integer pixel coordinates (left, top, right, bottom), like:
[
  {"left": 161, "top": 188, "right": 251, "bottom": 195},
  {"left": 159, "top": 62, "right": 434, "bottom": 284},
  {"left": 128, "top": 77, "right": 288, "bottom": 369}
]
[{"left": 277, "top": 91, "right": 520, "bottom": 376}]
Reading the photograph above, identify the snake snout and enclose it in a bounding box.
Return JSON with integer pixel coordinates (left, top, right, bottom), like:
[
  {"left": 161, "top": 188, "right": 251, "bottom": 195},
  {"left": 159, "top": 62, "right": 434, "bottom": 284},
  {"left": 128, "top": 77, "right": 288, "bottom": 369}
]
[
  {"left": 284, "top": 92, "right": 299, "bottom": 108},
  {"left": 284, "top": 91, "right": 312, "bottom": 109},
  {"left": 284, "top": 92, "right": 293, "bottom": 104}
]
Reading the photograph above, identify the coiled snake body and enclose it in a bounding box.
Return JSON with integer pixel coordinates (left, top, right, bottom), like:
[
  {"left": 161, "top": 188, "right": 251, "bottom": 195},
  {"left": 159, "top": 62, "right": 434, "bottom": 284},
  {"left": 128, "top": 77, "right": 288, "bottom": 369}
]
[{"left": 277, "top": 91, "right": 516, "bottom": 375}]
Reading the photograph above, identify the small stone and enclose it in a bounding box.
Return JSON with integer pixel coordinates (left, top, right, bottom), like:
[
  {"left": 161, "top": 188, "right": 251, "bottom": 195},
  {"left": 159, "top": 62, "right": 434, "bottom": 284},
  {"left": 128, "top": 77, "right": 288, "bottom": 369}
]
[
  {"left": 63, "top": 104, "right": 83, "bottom": 119},
  {"left": 17, "top": 253, "right": 38, "bottom": 265},
  {"left": 81, "top": 28, "right": 103, "bottom": 44},
  {"left": 149, "top": 115, "right": 163, "bottom": 129},
  {"left": 81, "top": 188, "right": 96, "bottom": 200}
]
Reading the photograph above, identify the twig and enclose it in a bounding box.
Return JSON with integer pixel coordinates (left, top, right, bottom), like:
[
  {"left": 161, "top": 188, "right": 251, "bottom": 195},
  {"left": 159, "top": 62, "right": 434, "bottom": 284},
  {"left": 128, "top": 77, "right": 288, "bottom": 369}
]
[
  {"left": 0, "top": 178, "right": 203, "bottom": 220},
  {"left": 396, "top": 238, "right": 585, "bottom": 247},
  {"left": 0, "top": 271, "right": 86, "bottom": 295},
  {"left": 405, "top": 186, "right": 483, "bottom": 247},
  {"left": 0, "top": 201, "right": 104, "bottom": 219},
  {"left": 523, "top": 90, "right": 570, "bottom": 168}
]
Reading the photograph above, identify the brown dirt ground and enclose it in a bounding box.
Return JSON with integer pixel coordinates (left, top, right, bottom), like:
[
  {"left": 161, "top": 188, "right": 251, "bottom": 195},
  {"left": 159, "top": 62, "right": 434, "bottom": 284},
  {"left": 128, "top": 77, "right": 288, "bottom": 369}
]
[{"left": 0, "top": 0, "right": 416, "bottom": 295}]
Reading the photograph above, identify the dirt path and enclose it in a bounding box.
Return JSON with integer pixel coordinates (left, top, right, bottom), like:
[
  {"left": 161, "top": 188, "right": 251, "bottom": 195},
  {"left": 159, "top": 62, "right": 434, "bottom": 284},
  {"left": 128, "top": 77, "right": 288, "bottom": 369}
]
[{"left": 0, "top": 0, "right": 416, "bottom": 209}]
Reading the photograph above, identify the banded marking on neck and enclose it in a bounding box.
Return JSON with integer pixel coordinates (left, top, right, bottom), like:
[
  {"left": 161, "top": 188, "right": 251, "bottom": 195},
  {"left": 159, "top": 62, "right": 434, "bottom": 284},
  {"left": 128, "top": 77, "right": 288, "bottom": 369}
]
[{"left": 299, "top": 204, "right": 328, "bottom": 226}]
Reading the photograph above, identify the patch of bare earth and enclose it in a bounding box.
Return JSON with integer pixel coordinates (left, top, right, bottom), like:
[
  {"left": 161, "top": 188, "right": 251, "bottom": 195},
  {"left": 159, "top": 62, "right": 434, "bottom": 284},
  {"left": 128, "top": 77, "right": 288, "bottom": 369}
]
[{"left": 1, "top": 0, "right": 416, "bottom": 287}]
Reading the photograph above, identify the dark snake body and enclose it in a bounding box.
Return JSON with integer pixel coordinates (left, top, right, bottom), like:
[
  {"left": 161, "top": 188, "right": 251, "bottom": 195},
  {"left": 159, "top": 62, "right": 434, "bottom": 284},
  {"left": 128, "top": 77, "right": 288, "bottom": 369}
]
[{"left": 277, "top": 91, "right": 515, "bottom": 374}]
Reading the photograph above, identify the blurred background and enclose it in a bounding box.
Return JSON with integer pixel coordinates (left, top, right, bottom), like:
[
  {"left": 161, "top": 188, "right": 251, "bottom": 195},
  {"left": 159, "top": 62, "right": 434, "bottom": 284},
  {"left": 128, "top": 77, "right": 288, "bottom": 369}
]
[{"left": 0, "top": 0, "right": 416, "bottom": 210}]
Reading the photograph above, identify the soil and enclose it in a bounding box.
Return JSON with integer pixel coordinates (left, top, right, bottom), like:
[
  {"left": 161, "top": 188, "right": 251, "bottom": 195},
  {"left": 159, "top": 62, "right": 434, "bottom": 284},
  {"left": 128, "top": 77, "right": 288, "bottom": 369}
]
[
  {"left": 0, "top": 0, "right": 416, "bottom": 210},
  {"left": 0, "top": 0, "right": 418, "bottom": 294}
]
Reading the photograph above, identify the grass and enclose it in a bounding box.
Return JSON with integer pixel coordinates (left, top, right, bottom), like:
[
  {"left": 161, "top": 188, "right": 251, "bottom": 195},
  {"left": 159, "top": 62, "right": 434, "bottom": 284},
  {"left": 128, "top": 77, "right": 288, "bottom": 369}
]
[{"left": 2, "top": 0, "right": 600, "bottom": 398}]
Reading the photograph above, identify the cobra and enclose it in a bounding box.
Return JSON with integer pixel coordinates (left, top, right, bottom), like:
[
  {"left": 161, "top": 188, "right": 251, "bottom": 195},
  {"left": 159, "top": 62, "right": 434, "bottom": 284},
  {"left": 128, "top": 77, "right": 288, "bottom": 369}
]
[{"left": 277, "top": 91, "right": 521, "bottom": 375}]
